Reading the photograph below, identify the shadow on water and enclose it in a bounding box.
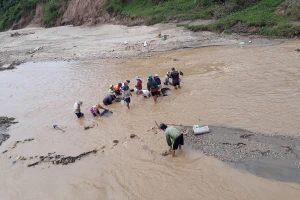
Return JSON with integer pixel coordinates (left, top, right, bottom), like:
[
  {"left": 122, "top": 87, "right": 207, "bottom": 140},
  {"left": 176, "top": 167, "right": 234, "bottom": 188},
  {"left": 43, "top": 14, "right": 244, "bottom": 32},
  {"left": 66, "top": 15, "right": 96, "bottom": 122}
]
[{"left": 229, "top": 159, "right": 300, "bottom": 184}]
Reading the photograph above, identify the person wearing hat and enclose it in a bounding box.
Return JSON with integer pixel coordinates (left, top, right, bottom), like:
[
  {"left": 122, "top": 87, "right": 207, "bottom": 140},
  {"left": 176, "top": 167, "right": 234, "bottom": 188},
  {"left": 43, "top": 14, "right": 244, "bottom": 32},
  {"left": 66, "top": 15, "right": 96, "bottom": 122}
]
[
  {"left": 154, "top": 74, "right": 162, "bottom": 96},
  {"left": 90, "top": 103, "right": 107, "bottom": 117},
  {"left": 122, "top": 81, "right": 132, "bottom": 109},
  {"left": 114, "top": 83, "right": 122, "bottom": 95},
  {"left": 73, "top": 100, "right": 84, "bottom": 118},
  {"left": 135, "top": 76, "right": 142, "bottom": 94},
  {"left": 159, "top": 123, "right": 184, "bottom": 158},
  {"left": 170, "top": 67, "right": 181, "bottom": 89},
  {"left": 147, "top": 74, "right": 159, "bottom": 103}
]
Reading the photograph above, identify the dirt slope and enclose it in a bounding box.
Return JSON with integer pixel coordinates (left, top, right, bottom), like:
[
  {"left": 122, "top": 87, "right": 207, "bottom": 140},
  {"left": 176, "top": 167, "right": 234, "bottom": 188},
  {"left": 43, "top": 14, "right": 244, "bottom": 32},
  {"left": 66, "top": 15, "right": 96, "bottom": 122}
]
[{"left": 61, "top": 0, "right": 106, "bottom": 26}]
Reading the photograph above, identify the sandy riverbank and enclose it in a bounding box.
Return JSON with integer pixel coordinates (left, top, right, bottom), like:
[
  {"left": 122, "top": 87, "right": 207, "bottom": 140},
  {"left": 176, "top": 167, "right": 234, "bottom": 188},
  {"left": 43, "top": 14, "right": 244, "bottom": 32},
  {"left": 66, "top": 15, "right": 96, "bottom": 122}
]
[{"left": 0, "top": 23, "right": 289, "bottom": 66}]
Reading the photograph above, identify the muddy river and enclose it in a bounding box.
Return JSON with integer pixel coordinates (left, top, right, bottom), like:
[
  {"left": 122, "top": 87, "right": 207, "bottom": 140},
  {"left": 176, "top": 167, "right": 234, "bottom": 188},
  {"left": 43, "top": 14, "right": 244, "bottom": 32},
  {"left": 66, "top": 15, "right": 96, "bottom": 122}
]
[{"left": 0, "top": 40, "right": 300, "bottom": 199}]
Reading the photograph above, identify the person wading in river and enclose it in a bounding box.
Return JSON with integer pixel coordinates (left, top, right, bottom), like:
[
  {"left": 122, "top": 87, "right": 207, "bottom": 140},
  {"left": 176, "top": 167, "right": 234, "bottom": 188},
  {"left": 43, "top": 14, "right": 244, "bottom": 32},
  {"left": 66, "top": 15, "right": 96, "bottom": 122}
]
[
  {"left": 147, "top": 75, "right": 159, "bottom": 103},
  {"left": 135, "top": 76, "right": 142, "bottom": 94},
  {"left": 170, "top": 67, "right": 181, "bottom": 89},
  {"left": 122, "top": 81, "right": 132, "bottom": 109},
  {"left": 159, "top": 123, "right": 184, "bottom": 158},
  {"left": 154, "top": 74, "right": 162, "bottom": 96},
  {"left": 73, "top": 100, "right": 84, "bottom": 118}
]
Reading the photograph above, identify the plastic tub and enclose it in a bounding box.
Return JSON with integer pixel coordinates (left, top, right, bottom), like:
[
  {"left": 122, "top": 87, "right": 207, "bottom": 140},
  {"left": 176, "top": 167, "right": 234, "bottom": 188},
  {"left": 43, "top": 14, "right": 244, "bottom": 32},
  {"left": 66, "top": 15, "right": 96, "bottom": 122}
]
[{"left": 193, "top": 125, "right": 210, "bottom": 135}]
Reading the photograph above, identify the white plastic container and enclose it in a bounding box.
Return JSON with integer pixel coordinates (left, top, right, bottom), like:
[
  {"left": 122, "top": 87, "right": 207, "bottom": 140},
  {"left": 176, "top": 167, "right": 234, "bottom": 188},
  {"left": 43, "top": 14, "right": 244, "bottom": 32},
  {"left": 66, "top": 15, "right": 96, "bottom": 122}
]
[
  {"left": 121, "top": 100, "right": 125, "bottom": 106},
  {"left": 193, "top": 125, "right": 210, "bottom": 135}
]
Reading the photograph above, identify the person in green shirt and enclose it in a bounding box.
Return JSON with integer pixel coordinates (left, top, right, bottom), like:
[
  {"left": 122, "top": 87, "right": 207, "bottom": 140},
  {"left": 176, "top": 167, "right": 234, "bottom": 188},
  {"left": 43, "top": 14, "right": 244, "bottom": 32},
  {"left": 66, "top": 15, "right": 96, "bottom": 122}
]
[{"left": 159, "top": 123, "right": 184, "bottom": 157}]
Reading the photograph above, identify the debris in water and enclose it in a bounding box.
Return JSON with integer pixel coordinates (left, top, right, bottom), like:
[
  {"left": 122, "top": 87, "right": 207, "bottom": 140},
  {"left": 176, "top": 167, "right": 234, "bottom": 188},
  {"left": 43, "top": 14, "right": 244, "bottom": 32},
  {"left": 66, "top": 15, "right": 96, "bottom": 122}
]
[
  {"left": 2, "top": 150, "right": 8, "bottom": 154},
  {"left": 53, "top": 125, "right": 65, "bottom": 132},
  {"left": 113, "top": 140, "right": 119, "bottom": 144},
  {"left": 130, "top": 134, "right": 137, "bottom": 139},
  {"left": 240, "top": 134, "right": 253, "bottom": 139},
  {"left": 161, "top": 150, "right": 171, "bottom": 156},
  {"left": 27, "top": 150, "right": 98, "bottom": 167}
]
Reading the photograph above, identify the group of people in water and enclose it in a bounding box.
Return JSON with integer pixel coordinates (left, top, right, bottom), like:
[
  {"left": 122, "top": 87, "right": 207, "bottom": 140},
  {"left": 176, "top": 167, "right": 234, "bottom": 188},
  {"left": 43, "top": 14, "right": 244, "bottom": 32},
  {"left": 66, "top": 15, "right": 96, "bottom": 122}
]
[
  {"left": 72, "top": 67, "right": 184, "bottom": 157},
  {"left": 73, "top": 67, "right": 183, "bottom": 117}
]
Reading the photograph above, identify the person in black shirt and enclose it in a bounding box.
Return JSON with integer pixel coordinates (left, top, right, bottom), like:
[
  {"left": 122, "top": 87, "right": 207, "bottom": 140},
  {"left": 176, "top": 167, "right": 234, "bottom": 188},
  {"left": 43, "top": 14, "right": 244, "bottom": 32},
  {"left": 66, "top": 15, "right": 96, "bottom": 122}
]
[{"left": 170, "top": 67, "right": 181, "bottom": 89}]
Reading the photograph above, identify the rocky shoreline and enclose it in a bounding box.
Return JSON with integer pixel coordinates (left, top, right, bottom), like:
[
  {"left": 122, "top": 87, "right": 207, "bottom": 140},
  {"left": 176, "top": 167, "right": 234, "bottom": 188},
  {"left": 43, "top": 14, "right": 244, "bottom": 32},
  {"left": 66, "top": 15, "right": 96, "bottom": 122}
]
[
  {"left": 176, "top": 125, "right": 300, "bottom": 183},
  {"left": 183, "top": 126, "right": 300, "bottom": 165}
]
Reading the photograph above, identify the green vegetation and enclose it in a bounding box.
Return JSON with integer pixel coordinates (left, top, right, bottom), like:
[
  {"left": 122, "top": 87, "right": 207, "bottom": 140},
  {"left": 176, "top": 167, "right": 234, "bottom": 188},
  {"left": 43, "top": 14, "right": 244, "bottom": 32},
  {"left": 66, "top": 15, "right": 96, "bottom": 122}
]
[
  {"left": 42, "top": 0, "right": 67, "bottom": 27},
  {"left": 105, "top": 0, "right": 300, "bottom": 37},
  {"left": 0, "top": 0, "right": 299, "bottom": 37},
  {"left": 0, "top": 0, "right": 67, "bottom": 31},
  {"left": 0, "top": 0, "right": 41, "bottom": 31}
]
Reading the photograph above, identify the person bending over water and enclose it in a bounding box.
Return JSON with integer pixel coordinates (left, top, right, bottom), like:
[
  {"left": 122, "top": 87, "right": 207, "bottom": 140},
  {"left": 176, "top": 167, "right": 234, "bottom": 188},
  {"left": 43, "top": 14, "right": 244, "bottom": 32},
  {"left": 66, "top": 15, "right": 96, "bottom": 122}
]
[
  {"left": 159, "top": 123, "right": 184, "bottom": 158},
  {"left": 114, "top": 83, "right": 122, "bottom": 96},
  {"left": 73, "top": 100, "right": 84, "bottom": 118},
  {"left": 90, "top": 103, "right": 107, "bottom": 117},
  {"left": 138, "top": 90, "right": 151, "bottom": 98}
]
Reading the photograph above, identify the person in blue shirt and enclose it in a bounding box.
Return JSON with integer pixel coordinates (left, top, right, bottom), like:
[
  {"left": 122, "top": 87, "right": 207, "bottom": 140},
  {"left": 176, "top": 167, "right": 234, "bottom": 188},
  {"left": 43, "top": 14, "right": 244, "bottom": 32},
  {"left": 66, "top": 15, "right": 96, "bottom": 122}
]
[{"left": 154, "top": 74, "right": 162, "bottom": 96}]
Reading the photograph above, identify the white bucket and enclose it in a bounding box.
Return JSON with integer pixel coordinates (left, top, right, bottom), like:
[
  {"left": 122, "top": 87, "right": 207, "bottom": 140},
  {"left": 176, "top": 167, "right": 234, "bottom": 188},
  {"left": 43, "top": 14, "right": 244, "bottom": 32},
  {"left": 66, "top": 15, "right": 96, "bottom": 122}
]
[{"left": 193, "top": 125, "right": 210, "bottom": 135}]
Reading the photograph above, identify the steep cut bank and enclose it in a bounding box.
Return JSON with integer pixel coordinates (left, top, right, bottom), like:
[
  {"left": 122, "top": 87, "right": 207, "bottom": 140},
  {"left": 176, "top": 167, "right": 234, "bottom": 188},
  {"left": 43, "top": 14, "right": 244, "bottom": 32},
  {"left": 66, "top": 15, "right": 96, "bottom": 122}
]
[{"left": 0, "top": 0, "right": 299, "bottom": 37}]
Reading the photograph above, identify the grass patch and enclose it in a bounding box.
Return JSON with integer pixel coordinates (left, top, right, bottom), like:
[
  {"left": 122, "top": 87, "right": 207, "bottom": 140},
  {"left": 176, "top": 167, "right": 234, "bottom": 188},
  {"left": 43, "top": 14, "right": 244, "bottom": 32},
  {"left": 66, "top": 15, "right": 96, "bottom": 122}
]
[{"left": 187, "top": 0, "right": 300, "bottom": 37}]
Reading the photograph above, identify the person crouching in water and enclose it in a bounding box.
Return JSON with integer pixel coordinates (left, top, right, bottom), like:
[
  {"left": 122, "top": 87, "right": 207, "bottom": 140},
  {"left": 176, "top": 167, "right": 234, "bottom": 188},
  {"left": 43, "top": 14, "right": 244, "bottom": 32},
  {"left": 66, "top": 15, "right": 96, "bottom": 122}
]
[
  {"left": 164, "top": 72, "right": 171, "bottom": 86},
  {"left": 73, "top": 100, "right": 84, "bottom": 118},
  {"left": 103, "top": 93, "right": 116, "bottom": 106},
  {"left": 154, "top": 74, "right": 162, "bottom": 96},
  {"left": 135, "top": 76, "right": 142, "bottom": 94},
  {"left": 159, "top": 123, "right": 184, "bottom": 158},
  {"left": 122, "top": 81, "right": 132, "bottom": 109},
  {"left": 114, "top": 83, "right": 122, "bottom": 96},
  {"left": 90, "top": 103, "right": 107, "bottom": 117},
  {"left": 138, "top": 89, "right": 151, "bottom": 98},
  {"left": 147, "top": 75, "right": 159, "bottom": 103}
]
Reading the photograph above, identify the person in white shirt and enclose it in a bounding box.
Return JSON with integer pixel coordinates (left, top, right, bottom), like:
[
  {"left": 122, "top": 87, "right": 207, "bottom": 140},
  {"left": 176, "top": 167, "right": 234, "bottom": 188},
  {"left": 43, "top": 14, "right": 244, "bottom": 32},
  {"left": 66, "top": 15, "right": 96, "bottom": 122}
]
[
  {"left": 138, "top": 90, "right": 151, "bottom": 98},
  {"left": 73, "top": 100, "right": 84, "bottom": 118}
]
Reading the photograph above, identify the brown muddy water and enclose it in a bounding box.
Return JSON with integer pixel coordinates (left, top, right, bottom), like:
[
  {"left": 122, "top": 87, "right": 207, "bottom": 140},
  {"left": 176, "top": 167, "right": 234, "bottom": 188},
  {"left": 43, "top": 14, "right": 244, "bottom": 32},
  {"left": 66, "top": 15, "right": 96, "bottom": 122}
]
[{"left": 1, "top": 41, "right": 300, "bottom": 199}]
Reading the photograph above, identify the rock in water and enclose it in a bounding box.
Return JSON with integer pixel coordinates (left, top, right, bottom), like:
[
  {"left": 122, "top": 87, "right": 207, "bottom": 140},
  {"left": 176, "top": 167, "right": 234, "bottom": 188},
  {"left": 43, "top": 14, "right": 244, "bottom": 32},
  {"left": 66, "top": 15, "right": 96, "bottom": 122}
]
[
  {"left": 113, "top": 140, "right": 119, "bottom": 144},
  {"left": 161, "top": 150, "right": 171, "bottom": 156}
]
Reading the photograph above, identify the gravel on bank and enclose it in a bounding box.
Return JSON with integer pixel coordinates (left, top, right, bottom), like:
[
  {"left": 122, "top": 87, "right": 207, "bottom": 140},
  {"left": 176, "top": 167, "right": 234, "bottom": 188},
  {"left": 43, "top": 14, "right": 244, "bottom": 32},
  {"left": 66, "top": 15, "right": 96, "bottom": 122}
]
[{"left": 177, "top": 125, "right": 300, "bottom": 168}]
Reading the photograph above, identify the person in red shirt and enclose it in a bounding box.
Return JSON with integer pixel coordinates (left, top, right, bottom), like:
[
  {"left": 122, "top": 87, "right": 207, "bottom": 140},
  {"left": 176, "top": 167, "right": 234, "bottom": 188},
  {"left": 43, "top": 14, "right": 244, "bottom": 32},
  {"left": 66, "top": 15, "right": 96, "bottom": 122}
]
[{"left": 135, "top": 76, "right": 142, "bottom": 94}]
